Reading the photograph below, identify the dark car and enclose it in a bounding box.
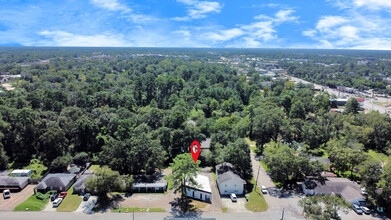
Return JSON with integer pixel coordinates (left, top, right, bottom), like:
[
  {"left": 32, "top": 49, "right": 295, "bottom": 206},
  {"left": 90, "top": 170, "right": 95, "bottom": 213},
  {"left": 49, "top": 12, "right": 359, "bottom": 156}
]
[
  {"left": 50, "top": 193, "right": 58, "bottom": 201},
  {"left": 83, "top": 193, "right": 91, "bottom": 201}
]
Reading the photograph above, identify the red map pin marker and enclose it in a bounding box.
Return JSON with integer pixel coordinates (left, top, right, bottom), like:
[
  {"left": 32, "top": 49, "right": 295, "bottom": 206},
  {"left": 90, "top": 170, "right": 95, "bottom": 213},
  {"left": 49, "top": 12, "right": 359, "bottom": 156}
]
[{"left": 190, "top": 141, "right": 201, "bottom": 163}]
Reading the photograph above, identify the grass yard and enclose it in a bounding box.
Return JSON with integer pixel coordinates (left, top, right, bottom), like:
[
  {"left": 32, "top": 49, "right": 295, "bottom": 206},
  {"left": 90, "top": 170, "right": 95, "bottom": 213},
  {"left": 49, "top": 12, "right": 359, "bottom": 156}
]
[
  {"left": 245, "top": 138, "right": 256, "bottom": 146},
  {"left": 88, "top": 165, "right": 100, "bottom": 171},
  {"left": 221, "top": 207, "right": 228, "bottom": 213},
  {"left": 23, "top": 159, "right": 47, "bottom": 179},
  {"left": 112, "top": 207, "right": 147, "bottom": 212},
  {"left": 56, "top": 187, "right": 82, "bottom": 212},
  {"left": 259, "top": 160, "right": 270, "bottom": 172},
  {"left": 164, "top": 175, "right": 173, "bottom": 190},
  {"left": 189, "top": 199, "right": 208, "bottom": 211},
  {"left": 14, "top": 194, "right": 49, "bottom": 211},
  {"left": 148, "top": 208, "right": 166, "bottom": 212},
  {"left": 245, "top": 179, "right": 268, "bottom": 212}
]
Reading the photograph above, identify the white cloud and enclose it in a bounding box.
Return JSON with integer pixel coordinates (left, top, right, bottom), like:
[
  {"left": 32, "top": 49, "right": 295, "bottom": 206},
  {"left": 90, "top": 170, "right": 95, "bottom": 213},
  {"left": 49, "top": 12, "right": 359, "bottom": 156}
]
[
  {"left": 316, "top": 16, "right": 348, "bottom": 31},
  {"left": 275, "top": 10, "right": 299, "bottom": 23},
  {"left": 173, "top": 0, "right": 222, "bottom": 21},
  {"left": 204, "top": 28, "right": 244, "bottom": 41},
  {"left": 90, "top": 0, "right": 129, "bottom": 11},
  {"left": 38, "top": 30, "right": 131, "bottom": 47},
  {"left": 303, "top": 3, "right": 391, "bottom": 50},
  {"left": 353, "top": 0, "right": 391, "bottom": 10}
]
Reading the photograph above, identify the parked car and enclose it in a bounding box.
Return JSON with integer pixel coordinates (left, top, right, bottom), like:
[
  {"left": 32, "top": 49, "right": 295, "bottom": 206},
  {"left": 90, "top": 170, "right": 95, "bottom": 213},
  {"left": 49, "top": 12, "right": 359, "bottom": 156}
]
[
  {"left": 353, "top": 204, "right": 363, "bottom": 215},
  {"left": 52, "top": 198, "right": 63, "bottom": 207},
  {"left": 361, "top": 206, "right": 370, "bottom": 215},
  {"left": 83, "top": 193, "right": 91, "bottom": 201},
  {"left": 230, "top": 193, "right": 237, "bottom": 202},
  {"left": 261, "top": 186, "right": 268, "bottom": 194},
  {"left": 376, "top": 206, "right": 384, "bottom": 213},
  {"left": 360, "top": 187, "right": 367, "bottom": 195},
  {"left": 58, "top": 192, "right": 67, "bottom": 199},
  {"left": 3, "top": 190, "right": 10, "bottom": 199},
  {"left": 50, "top": 193, "right": 58, "bottom": 201}
]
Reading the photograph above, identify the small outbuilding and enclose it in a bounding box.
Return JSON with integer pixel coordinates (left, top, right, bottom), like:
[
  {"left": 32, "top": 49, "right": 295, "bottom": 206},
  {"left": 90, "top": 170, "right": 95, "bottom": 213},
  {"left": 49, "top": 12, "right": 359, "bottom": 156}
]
[
  {"left": 132, "top": 174, "right": 167, "bottom": 193},
  {"left": 10, "top": 169, "right": 32, "bottom": 177}
]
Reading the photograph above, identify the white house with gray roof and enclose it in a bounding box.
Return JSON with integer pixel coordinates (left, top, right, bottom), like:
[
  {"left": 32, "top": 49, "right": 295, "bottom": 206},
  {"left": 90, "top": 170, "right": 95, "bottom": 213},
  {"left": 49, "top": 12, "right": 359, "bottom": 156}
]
[
  {"left": 0, "top": 176, "right": 29, "bottom": 191},
  {"left": 216, "top": 163, "right": 246, "bottom": 195}
]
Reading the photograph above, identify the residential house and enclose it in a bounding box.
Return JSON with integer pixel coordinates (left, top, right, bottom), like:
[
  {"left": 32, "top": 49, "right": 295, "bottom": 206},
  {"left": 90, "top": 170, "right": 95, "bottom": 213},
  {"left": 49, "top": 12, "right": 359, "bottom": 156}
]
[
  {"left": 216, "top": 163, "right": 246, "bottom": 196},
  {"left": 73, "top": 174, "right": 96, "bottom": 195},
  {"left": 34, "top": 173, "right": 76, "bottom": 193},
  {"left": 302, "top": 178, "right": 365, "bottom": 204},
  {"left": 0, "top": 176, "right": 29, "bottom": 191},
  {"left": 185, "top": 174, "right": 212, "bottom": 202},
  {"left": 10, "top": 169, "right": 32, "bottom": 177}
]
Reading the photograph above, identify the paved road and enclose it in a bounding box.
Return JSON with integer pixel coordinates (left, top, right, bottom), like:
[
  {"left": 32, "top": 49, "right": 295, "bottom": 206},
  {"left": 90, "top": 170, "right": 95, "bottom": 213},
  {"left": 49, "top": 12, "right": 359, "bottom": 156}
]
[
  {"left": 0, "top": 210, "right": 306, "bottom": 220},
  {"left": 250, "top": 150, "right": 304, "bottom": 220}
]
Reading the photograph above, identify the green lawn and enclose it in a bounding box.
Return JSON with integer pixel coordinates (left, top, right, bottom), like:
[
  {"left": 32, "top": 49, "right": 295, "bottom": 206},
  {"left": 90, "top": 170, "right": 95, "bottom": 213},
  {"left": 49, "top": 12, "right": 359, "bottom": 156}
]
[
  {"left": 112, "top": 207, "right": 147, "bottom": 212},
  {"left": 14, "top": 194, "right": 49, "bottom": 211},
  {"left": 56, "top": 187, "right": 82, "bottom": 212},
  {"left": 148, "top": 208, "right": 166, "bottom": 212},
  {"left": 23, "top": 159, "right": 47, "bottom": 179},
  {"left": 164, "top": 176, "right": 173, "bottom": 190},
  {"left": 259, "top": 160, "right": 270, "bottom": 172},
  {"left": 245, "top": 179, "right": 269, "bottom": 212},
  {"left": 245, "top": 138, "right": 256, "bottom": 146},
  {"left": 88, "top": 165, "right": 100, "bottom": 171}
]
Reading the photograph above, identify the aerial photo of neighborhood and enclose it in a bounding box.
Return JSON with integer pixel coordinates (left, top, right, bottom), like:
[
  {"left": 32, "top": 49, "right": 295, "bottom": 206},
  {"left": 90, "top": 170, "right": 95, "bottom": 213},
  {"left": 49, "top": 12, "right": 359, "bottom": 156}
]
[{"left": 0, "top": 0, "right": 391, "bottom": 220}]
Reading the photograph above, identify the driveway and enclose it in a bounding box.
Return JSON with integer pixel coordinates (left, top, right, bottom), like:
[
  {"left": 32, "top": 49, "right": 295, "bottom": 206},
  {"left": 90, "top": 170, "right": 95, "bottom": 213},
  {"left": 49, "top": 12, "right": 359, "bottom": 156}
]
[
  {"left": 220, "top": 197, "right": 249, "bottom": 213},
  {"left": 0, "top": 185, "right": 35, "bottom": 211},
  {"left": 75, "top": 196, "right": 97, "bottom": 214},
  {"left": 200, "top": 167, "right": 221, "bottom": 212},
  {"left": 43, "top": 199, "right": 58, "bottom": 212}
]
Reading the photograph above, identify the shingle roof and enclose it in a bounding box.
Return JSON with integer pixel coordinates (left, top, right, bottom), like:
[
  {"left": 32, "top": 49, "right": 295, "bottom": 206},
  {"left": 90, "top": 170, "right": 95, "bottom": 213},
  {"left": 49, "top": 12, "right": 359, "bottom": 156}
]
[
  {"left": 0, "top": 176, "right": 29, "bottom": 187},
  {"left": 34, "top": 173, "right": 75, "bottom": 190},
  {"left": 217, "top": 171, "right": 246, "bottom": 184},
  {"left": 73, "top": 175, "right": 95, "bottom": 190},
  {"left": 305, "top": 178, "right": 364, "bottom": 202}
]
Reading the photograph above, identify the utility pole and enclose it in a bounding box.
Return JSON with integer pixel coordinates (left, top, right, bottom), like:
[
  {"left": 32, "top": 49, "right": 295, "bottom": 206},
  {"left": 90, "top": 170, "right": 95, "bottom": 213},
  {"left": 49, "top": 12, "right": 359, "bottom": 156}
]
[
  {"left": 255, "top": 165, "right": 261, "bottom": 189},
  {"left": 281, "top": 208, "right": 285, "bottom": 220}
]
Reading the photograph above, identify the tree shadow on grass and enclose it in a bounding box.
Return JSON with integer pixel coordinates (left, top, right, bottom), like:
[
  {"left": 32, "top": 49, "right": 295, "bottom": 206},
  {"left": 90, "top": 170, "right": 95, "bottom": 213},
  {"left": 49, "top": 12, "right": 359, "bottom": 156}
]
[
  {"left": 93, "top": 194, "right": 124, "bottom": 213},
  {"left": 169, "top": 197, "right": 203, "bottom": 219}
]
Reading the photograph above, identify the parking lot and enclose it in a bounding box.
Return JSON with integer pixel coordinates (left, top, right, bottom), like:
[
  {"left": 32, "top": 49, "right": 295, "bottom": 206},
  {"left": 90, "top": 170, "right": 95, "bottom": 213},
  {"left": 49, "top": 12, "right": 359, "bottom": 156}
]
[{"left": 0, "top": 185, "right": 35, "bottom": 211}]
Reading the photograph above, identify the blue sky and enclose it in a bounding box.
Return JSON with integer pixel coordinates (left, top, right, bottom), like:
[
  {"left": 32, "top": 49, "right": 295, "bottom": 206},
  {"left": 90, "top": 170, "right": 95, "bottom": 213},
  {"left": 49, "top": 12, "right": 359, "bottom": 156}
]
[{"left": 0, "top": 0, "right": 391, "bottom": 49}]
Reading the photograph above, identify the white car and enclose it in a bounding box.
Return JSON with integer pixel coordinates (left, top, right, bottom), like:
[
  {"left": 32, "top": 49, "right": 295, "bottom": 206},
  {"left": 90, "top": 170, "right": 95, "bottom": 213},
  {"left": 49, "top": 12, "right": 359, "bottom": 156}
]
[
  {"left": 52, "top": 198, "right": 63, "bottom": 207},
  {"left": 361, "top": 206, "right": 370, "bottom": 215},
  {"left": 261, "top": 186, "right": 268, "bottom": 194},
  {"left": 3, "top": 190, "right": 10, "bottom": 199},
  {"left": 230, "top": 193, "right": 237, "bottom": 202}
]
